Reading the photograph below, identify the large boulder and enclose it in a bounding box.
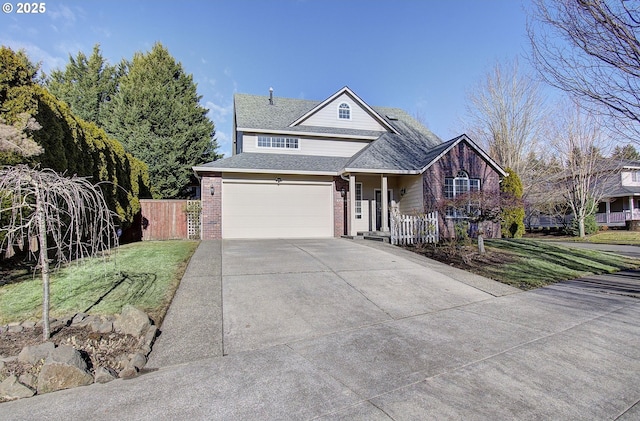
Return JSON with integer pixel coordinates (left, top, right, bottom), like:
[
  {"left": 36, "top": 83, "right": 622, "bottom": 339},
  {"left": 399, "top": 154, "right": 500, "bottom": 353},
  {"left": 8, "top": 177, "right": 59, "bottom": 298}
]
[
  {"left": 18, "top": 341, "right": 55, "bottom": 364},
  {"left": 0, "top": 375, "right": 35, "bottom": 399},
  {"left": 113, "top": 305, "right": 151, "bottom": 337},
  {"left": 37, "top": 345, "right": 93, "bottom": 394}
]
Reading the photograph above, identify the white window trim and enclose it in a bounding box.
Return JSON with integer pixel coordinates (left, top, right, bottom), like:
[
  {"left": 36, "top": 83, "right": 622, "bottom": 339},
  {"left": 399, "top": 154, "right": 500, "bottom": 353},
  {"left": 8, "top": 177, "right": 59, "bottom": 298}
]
[
  {"left": 444, "top": 171, "right": 481, "bottom": 218},
  {"left": 256, "top": 135, "right": 300, "bottom": 150},
  {"left": 338, "top": 102, "right": 351, "bottom": 120}
]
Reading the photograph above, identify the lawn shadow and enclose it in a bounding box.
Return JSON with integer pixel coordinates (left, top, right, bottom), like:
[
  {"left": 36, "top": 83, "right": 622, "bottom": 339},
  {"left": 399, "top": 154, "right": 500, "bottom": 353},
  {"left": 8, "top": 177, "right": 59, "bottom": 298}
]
[{"left": 83, "top": 271, "right": 158, "bottom": 314}]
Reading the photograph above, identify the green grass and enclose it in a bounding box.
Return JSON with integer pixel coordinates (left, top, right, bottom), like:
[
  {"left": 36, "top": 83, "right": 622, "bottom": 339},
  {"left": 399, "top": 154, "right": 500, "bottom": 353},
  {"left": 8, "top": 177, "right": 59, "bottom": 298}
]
[
  {"left": 583, "top": 231, "right": 640, "bottom": 245},
  {"left": 0, "top": 240, "right": 198, "bottom": 325},
  {"left": 532, "top": 230, "right": 640, "bottom": 245},
  {"left": 478, "top": 239, "right": 640, "bottom": 289}
]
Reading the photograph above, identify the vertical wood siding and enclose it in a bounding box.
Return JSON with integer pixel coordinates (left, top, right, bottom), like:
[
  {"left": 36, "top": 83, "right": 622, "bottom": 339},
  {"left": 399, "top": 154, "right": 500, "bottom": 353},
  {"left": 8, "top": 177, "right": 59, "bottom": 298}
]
[{"left": 140, "top": 199, "right": 189, "bottom": 241}]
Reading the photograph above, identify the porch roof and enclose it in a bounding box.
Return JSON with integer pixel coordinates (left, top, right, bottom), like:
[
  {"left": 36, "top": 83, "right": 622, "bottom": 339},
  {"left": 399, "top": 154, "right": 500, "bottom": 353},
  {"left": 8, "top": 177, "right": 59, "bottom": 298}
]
[{"left": 193, "top": 152, "right": 349, "bottom": 175}]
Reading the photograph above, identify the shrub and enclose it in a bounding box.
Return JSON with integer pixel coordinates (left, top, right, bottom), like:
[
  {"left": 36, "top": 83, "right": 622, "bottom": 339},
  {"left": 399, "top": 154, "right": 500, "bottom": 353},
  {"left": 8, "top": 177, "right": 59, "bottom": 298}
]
[{"left": 500, "top": 168, "right": 525, "bottom": 238}]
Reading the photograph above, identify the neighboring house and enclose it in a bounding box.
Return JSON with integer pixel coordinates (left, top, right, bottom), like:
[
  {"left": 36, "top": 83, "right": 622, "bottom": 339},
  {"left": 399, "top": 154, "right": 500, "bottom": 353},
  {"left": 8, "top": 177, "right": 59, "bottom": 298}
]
[
  {"left": 596, "top": 160, "right": 640, "bottom": 229},
  {"left": 193, "top": 86, "right": 506, "bottom": 240}
]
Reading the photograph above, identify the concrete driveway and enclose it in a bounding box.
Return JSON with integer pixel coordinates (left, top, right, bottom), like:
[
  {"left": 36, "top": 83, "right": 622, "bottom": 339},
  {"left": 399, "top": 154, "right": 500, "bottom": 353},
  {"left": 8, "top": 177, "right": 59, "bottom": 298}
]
[{"left": 3, "top": 239, "right": 640, "bottom": 420}]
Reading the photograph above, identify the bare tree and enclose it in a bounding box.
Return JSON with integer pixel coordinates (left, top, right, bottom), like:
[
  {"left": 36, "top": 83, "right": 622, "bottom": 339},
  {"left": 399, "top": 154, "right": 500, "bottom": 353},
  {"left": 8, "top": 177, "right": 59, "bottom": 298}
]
[
  {"left": 528, "top": 0, "right": 640, "bottom": 140},
  {"left": 464, "top": 59, "right": 547, "bottom": 188},
  {"left": 0, "top": 165, "right": 117, "bottom": 340},
  {"left": 548, "top": 101, "right": 614, "bottom": 237}
]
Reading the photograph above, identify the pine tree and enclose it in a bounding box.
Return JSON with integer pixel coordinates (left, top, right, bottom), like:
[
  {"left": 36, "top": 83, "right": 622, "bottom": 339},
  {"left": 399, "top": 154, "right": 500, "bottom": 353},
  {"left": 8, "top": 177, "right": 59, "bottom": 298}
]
[
  {"left": 103, "top": 42, "right": 219, "bottom": 198},
  {"left": 46, "top": 44, "right": 120, "bottom": 127},
  {"left": 611, "top": 144, "right": 640, "bottom": 161}
]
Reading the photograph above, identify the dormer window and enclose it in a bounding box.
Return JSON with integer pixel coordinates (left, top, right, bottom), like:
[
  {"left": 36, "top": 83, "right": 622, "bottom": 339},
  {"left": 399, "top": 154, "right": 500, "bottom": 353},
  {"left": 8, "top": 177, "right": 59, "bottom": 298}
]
[{"left": 338, "top": 102, "right": 351, "bottom": 120}]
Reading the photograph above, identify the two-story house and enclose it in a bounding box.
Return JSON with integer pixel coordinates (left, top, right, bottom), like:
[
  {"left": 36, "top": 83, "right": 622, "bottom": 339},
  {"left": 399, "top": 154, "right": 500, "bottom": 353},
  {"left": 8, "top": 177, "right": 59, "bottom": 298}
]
[
  {"left": 193, "top": 86, "right": 506, "bottom": 240},
  {"left": 596, "top": 160, "right": 640, "bottom": 229}
]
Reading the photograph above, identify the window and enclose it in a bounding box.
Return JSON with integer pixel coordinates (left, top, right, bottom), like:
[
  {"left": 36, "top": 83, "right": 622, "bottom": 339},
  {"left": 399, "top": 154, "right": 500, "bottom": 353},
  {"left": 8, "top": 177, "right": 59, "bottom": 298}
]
[
  {"left": 632, "top": 171, "right": 640, "bottom": 183},
  {"left": 338, "top": 102, "right": 351, "bottom": 120},
  {"left": 257, "top": 136, "right": 299, "bottom": 149},
  {"left": 444, "top": 171, "right": 481, "bottom": 218},
  {"left": 355, "top": 183, "right": 363, "bottom": 219}
]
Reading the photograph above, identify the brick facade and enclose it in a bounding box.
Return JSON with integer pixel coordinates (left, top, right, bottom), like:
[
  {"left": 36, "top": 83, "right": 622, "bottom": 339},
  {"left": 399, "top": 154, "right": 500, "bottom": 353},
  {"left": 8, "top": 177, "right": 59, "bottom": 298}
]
[
  {"left": 422, "top": 141, "right": 502, "bottom": 238},
  {"left": 333, "top": 176, "right": 350, "bottom": 237},
  {"left": 200, "top": 172, "right": 222, "bottom": 240}
]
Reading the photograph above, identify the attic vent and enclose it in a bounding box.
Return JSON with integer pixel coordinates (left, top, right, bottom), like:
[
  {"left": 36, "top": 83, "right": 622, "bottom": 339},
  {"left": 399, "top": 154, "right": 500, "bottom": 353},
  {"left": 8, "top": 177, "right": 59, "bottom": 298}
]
[{"left": 386, "top": 114, "right": 398, "bottom": 121}]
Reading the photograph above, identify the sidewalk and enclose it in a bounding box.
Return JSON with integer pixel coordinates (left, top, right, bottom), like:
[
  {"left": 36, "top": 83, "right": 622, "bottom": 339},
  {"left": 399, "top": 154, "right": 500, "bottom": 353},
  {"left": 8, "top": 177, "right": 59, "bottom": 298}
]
[{"left": 146, "top": 240, "right": 223, "bottom": 368}]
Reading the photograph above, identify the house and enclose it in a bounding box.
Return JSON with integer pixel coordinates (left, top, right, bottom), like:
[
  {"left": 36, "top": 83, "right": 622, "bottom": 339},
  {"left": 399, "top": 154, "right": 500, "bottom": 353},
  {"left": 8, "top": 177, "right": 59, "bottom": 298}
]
[
  {"left": 595, "top": 160, "right": 640, "bottom": 229},
  {"left": 193, "top": 87, "right": 507, "bottom": 240}
]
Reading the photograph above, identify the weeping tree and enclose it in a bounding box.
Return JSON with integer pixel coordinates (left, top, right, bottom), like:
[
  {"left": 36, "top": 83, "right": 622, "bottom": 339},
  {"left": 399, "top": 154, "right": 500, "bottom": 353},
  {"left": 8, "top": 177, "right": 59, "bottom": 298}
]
[{"left": 0, "top": 165, "right": 117, "bottom": 340}]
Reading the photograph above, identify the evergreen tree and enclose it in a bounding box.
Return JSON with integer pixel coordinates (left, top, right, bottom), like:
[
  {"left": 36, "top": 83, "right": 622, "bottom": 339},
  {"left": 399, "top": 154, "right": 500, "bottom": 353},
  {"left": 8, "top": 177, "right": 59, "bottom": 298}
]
[
  {"left": 611, "top": 144, "right": 640, "bottom": 161},
  {"left": 500, "top": 168, "right": 525, "bottom": 238},
  {"left": 0, "top": 46, "right": 150, "bottom": 228},
  {"left": 104, "top": 42, "right": 218, "bottom": 198},
  {"left": 46, "top": 44, "right": 120, "bottom": 127}
]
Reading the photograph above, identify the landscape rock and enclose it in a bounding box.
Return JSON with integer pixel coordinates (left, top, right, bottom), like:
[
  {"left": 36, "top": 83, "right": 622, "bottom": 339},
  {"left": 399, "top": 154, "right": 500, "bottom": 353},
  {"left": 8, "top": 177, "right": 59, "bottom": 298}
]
[
  {"left": 21, "top": 320, "right": 36, "bottom": 329},
  {"left": 71, "top": 313, "right": 88, "bottom": 325},
  {"left": 128, "top": 352, "right": 147, "bottom": 370},
  {"left": 113, "top": 305, "right": 151, "bottom": 337},
  {"left": 94, "top": 366, "right": 118, "bottom": 384},
  {"left": 7, "top": 322, "right": 23, "bottom": 333},
  {"left": 18, "top": 341, "right": 55, "bottom": 364},
  {"left": 119, "top": 366, "right": 138, "bottom": 379},
  {"left": 91, "top": 319, "right": 113, "bottom": 334},
  {"left": 18, "top": 373, "right": 37, "bottom": 389},
  {"left": 37, "top": 345, "right": 93, "bottom": 394},
  {"left": 0, "top": 375, "right": 35, "bottom": 399}
]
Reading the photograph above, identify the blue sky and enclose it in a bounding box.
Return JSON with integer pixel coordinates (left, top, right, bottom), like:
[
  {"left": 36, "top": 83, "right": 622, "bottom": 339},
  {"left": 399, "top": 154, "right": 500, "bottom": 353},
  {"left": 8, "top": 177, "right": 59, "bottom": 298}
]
[{"left": 1, "top": 0, "right": 537, "bottom": 157}]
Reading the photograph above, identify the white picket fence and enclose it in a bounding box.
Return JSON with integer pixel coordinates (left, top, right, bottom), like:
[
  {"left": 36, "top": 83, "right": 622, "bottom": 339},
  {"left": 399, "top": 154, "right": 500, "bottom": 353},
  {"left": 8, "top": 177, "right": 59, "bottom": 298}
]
[{"left": 390, "top": 211, "right": 439, "bottom": 245}]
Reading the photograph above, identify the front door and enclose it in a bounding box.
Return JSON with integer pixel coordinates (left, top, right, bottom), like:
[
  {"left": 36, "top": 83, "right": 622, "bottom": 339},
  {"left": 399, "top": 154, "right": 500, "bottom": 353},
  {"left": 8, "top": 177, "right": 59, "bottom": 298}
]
[{"left": 375, "top": 189, "right": 392, "bottom": 231}]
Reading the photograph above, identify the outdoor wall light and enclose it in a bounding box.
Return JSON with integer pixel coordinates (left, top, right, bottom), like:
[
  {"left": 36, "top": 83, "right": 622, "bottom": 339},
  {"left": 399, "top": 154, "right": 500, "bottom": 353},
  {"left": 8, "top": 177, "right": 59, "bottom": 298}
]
[
  {"left": 400, "top": 188, "right": 406, "bottom": 196},
  {"left": 210, "top": 185, "right": 215, "bottom": 195},
  {"left": 340, "top": 187, "right": 346, "bottom": 197}
]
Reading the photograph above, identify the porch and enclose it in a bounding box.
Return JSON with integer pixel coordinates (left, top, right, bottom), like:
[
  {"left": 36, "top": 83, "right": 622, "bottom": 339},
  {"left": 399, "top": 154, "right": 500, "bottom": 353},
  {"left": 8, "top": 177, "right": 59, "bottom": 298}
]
[{"left": 596, "top": 196, "right": 640, "bottom": 227}]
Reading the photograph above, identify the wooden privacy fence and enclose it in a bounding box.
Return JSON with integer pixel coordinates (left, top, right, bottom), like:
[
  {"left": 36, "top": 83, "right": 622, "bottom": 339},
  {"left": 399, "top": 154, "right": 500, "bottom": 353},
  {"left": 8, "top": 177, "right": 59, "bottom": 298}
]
[
  {"left": 390, "top": 211, "right": 439, "bottom": 245},
  {"left": 140, "top": 199, "right": 201, "bottom": 241}
]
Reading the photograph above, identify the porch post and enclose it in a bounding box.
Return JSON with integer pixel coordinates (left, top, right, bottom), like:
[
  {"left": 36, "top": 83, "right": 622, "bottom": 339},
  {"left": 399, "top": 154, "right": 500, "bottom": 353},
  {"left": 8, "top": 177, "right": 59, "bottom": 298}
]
[
  {"left": 381, "top": 174, "right": 389, "bottom": 232},
  {"left": 349, "top": 174, "right": 357, "bottom": 236},
  {"left": 605, "top": 200, "right": 610, "bottom": 224},
  {"left": 630, "top": 196, "right": 634, "bottom": 221}
]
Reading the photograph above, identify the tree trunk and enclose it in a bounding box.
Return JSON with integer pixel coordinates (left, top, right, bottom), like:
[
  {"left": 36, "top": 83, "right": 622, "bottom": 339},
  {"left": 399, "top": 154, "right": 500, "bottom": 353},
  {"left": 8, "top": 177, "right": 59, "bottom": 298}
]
[
  {"left": 477, "top": 234, "right": 485, "bottom": 254},
  {"left": 579, "top": 216, "right": 586, "bottom": 238},
  {"left": 34, "top": 184, "right": 51, "bottom": 341}
]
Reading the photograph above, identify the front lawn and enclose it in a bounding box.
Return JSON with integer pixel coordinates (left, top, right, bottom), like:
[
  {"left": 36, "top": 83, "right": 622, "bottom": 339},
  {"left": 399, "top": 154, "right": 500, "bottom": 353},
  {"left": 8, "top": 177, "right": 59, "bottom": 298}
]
[
  {"left": 0, "top": 240, "right": 198, "bottom": 325},
  {"left": 577, "top": 230, "right": 640, "bottom": 245},
  {"left": 412, "top": 239, "right": 640, "bottom": 290}
]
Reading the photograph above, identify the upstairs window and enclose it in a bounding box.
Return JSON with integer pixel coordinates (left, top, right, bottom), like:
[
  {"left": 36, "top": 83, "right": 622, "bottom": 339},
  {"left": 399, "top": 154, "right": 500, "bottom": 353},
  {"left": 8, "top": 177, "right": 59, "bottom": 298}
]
[
  {"left": 257, "top": 136, "right": 299, "bottom": 149},
  {"left": 632, "top": 171, "right": 640, "bottom": 183},
  {"left": 338, "top": 102, "right": 351, "bottom": 120}
]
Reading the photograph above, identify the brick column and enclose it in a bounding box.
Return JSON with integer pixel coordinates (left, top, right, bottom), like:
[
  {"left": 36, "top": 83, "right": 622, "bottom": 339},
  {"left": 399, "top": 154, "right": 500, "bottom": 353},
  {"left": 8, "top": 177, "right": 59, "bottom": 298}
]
[
  {"left": 333, "top": 176, "right": 349, "bottom": 237},
  {"left": 200, "top": 172, "right": 222, "bottom": 239}
]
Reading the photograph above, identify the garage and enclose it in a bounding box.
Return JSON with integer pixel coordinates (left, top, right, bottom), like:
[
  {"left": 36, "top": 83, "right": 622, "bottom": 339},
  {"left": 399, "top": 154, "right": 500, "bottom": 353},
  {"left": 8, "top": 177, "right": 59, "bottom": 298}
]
[{"left": 222, "top": 177, "right": 334, "bottom": 239}]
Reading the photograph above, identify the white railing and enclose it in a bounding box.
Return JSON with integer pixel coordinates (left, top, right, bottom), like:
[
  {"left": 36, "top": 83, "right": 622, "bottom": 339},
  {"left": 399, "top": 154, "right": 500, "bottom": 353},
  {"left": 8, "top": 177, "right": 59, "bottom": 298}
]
[{"left": 391, "top": 211, "right": 439, "bottom": 245}]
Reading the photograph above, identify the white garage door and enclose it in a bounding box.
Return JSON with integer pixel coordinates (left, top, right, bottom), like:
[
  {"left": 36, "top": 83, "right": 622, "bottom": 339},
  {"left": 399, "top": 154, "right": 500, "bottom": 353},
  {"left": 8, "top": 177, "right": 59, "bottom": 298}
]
[{"left": 222, "top": 179, "right": 334, "bottom": 239}]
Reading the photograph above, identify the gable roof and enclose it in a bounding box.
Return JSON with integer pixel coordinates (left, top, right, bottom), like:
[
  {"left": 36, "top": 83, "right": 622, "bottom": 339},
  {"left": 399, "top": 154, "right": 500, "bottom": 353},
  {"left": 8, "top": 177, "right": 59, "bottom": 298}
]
[
  {"left": 234, "top": 88, "right": 428, "bottom": 139},
  {"left": 288, "top": 86, "right": 399, "bottom": 134},
  {"left": 344, "top": 133, "right": 507, "bottom": 176}
]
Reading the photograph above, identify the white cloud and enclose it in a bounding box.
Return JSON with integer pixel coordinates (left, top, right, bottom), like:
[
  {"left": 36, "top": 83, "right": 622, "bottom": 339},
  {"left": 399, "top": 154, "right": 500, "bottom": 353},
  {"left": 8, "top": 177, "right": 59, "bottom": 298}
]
[
  {"left": 49, "top": 5, "right": 77, "bottom": 23},
  {"left": 205, "top": 101, "right": 232, "bottom": 125},
  {"left": 0, "top": 40, "right": 66, "bottom": 74}
]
